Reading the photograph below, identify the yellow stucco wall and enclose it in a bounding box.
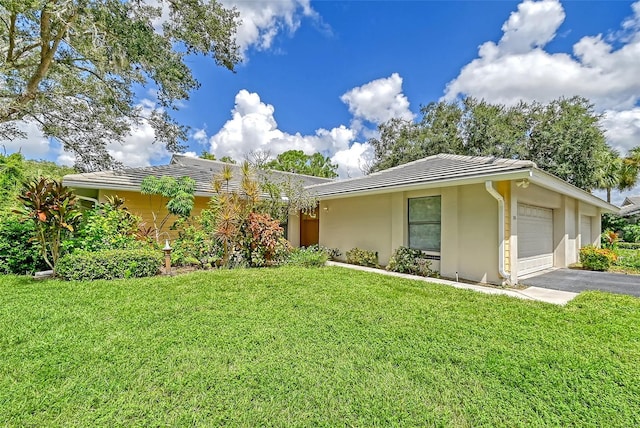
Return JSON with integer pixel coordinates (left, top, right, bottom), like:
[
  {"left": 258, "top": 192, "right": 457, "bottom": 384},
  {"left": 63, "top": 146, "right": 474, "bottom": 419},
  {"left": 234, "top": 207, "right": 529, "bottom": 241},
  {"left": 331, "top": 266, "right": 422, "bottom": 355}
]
[
  {"left": 97, "top": 189, "right": 301, "bottom": 244},
  {"left": 97, "top": 190, "right": 211, "bottom": 239}
]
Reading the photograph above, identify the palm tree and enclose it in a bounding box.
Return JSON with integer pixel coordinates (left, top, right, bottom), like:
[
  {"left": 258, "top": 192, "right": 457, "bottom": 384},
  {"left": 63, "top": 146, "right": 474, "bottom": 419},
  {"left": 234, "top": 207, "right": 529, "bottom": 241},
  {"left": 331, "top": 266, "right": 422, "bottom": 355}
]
[
  {"left": 594, "top": 149, "right": 622, "bottom": 203},
  {"left": 617, "top": 146, "right": 640, "bottom": 198}
]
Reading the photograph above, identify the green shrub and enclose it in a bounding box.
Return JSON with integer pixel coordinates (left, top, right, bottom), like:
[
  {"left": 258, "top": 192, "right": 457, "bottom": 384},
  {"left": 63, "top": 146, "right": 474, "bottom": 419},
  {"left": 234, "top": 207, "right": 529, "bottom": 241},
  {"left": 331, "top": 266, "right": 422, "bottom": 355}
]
[
  {"left": 67, "top": 197, "right": 141, "bottom": 253},
  {"left": 171, "top": 217, "right": 223, "bottom": 269},
  {"left": 0, "top": 215, "right": 48, "bottom": 274},
  {"left": 305, "top": 245, "right": 341, "bottom": 261},
  {"left": 601, "top": 213, "right": 628, "bottom": 234},
  {"left": 56, "top": 249, "right": 162, "bottom": 280},
  {"left": 613, "top": 248, "right": 640, "bottom": 271},
  {"left": 621, "top": 224, "right": 640, "bottom": 243},
  {"left": 387, "top": 246, "right": 435, "bottom": 277},
  {"left": 346, "top": 247, "right": 379, "bottom": 268},
  {"left": 287, "top": 247, "right": 329, "bottom": 268},
  {"left": 579, "top": 245, "right": 617, "bottom": 271},
  {"left": 618, "top": 242, "right": 640, "bottom": 250}
]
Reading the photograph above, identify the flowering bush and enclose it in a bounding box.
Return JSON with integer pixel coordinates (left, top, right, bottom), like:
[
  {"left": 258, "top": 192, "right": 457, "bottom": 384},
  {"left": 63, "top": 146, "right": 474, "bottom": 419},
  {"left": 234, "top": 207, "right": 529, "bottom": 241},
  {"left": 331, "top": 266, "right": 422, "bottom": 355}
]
[
  {"left": 600, "top": 231, "right": 619, "bottom": 250},
  {"left": 580, "top": 245, "right": 617, "bottom": 271},
  {"left": 241, "top": 212, "right": 291, "bottom": 267}
]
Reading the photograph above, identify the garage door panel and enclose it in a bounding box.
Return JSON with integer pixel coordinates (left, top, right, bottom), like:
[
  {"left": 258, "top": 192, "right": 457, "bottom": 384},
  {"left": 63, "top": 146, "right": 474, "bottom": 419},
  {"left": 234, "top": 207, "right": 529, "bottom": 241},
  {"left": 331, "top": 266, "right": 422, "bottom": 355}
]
[{"left": 518, "top": 204, "right": 553, "bottom": 276}]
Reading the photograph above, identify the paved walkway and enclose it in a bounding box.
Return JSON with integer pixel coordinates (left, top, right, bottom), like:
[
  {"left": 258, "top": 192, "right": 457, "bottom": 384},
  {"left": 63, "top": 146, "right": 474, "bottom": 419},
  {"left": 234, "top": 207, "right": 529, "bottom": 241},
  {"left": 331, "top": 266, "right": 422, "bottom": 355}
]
[
  {"left": 326, "top": 261, "right": 577, "bottom": 305},
  {"left": 520, "top": 268, "right": 640, "bottom": 297}
]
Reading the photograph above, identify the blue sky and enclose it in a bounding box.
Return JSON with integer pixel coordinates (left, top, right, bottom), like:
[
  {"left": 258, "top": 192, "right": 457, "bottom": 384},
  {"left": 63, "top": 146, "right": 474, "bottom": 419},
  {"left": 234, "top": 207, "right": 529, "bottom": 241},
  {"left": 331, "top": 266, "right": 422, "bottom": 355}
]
[{"left": 6, "top": 0, "right": 640, "bottom": 200}]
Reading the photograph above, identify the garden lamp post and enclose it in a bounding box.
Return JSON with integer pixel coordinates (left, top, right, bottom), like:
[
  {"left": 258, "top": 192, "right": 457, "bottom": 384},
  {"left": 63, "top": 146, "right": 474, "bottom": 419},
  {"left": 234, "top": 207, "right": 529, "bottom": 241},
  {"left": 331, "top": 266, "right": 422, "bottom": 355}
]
[{"left": 163, "top": 239, "right": 172, "bottom": 275}]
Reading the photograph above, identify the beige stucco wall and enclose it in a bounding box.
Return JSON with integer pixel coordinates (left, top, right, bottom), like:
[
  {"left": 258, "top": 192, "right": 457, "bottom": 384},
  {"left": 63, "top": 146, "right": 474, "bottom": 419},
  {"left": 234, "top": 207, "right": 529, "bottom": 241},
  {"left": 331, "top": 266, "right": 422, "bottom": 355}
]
[
  {"left": 287, "top": 214, "right": 301, "bottom": 247},
  {"left": 319, "top": 183, "right": 503, "bottom": 284},
  {"left": 509, "top": 183, "right": 601, "bottom": 279},
  {"left": 319, "top": 180, "right": 605, "bottom": 285},
  {"left": 319, "top": 194, "right": 393, "bottom": 266}
]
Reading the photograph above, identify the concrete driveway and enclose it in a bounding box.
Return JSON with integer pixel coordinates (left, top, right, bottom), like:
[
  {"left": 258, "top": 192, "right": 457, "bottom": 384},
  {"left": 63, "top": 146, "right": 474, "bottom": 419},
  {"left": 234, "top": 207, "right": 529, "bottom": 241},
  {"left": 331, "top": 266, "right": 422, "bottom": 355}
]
[{"left": 520, "top": 269, "right": 640, "bottom": 297}]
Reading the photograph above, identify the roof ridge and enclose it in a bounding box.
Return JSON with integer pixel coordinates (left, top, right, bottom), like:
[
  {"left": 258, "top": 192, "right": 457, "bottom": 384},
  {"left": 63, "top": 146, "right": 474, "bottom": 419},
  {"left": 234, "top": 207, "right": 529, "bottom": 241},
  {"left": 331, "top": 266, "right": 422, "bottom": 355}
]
[{"left": 172, "top": 153, "right": 334, "bottom": 182}]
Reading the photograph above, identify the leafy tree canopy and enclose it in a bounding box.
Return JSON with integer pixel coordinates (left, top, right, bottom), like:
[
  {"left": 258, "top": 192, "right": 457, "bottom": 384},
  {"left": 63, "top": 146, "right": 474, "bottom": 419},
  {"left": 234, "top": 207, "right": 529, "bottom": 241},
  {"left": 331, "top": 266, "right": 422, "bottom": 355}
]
[
  {"left": 0, "top": 0, "right": 240, "bottom": 172},
  {"left": 368, "top": 96, "right": 617, "bottom": 191},
  {"left": 265, "top": 150, "right": 338, "bottom": 178},
  {"left": 0, "top": 151, "right": 75, "bottom": 213}
]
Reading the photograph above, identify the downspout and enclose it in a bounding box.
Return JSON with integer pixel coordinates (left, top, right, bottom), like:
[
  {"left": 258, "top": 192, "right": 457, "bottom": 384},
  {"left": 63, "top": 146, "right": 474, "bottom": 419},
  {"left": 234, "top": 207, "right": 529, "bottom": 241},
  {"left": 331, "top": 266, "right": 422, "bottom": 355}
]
[{"left": 485, "top": 181, "right": 511, "bottom": 286}]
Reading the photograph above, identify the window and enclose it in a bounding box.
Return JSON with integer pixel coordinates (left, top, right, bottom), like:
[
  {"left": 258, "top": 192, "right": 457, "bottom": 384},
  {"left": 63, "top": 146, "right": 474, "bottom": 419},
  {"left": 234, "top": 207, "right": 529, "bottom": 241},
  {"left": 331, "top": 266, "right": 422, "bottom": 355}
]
[{"left": 408, "top": 196, "right": 441, "bottom": 252}]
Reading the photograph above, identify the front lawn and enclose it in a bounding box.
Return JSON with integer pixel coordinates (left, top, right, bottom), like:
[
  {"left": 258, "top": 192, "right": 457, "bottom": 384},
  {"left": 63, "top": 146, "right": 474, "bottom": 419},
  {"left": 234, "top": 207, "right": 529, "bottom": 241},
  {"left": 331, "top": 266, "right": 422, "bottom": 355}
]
[
  {"left": 1, "top": 267, "right": 639, "bottom": 426},
  {"left": 612, "top": 248, "right": 640, "bottom": 274}
]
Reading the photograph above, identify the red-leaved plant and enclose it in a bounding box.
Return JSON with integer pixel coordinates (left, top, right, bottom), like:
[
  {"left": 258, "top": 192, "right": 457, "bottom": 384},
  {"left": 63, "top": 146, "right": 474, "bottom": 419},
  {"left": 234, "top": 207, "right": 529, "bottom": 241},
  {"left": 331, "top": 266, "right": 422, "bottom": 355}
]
[
  {"left": 14, "top": 178, "right": 82, "bottom": 271},
  {"left": 243, "top": 212, "right": 291, "bottom": 267}
]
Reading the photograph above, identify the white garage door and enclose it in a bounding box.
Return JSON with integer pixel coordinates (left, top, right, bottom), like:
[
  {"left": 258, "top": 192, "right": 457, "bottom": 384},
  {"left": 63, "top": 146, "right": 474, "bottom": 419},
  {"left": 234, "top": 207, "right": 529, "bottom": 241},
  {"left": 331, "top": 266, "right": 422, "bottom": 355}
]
[
  {"left": 518, "top": 204, "right": 553, "bottom": 276},
  {"left": 580, "top": 215, "right": 592, "bottom": 247}
]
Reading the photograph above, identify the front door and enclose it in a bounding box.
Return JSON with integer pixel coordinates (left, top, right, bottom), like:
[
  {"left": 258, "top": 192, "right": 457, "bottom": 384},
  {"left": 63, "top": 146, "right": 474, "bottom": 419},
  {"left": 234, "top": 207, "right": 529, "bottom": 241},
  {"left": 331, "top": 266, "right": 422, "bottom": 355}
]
[{"left": 300, "top": 211, "right": 319, "bottom": 247}]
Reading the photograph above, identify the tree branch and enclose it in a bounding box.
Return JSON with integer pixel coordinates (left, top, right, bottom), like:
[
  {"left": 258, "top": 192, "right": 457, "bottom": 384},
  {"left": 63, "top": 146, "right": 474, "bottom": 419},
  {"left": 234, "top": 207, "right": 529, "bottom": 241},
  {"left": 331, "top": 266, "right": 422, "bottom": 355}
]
[{"left": 7, "top": 11, "right": 16, "bottom": 62}]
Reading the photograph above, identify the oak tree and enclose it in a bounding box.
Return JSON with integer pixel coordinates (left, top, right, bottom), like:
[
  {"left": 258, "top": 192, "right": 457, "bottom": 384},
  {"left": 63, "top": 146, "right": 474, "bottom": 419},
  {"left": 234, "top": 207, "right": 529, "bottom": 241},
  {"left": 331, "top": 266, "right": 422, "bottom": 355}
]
[{"left": 1, "top": 0, "right": 240, "bottom": 171}]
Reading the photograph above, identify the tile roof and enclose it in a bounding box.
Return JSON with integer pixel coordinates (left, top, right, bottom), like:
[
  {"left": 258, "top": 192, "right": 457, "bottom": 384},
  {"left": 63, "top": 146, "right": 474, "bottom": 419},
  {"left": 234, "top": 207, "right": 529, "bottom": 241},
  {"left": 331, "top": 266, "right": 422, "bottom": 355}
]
[
  {"left": 307, "top": 154, "right": 536, "bottom": 197},
  {"left": 63, "top": 154, "right": 333, "bottom": 196},
  {"left": 621, "top": 195, "right": 640, "bottom": 207}
]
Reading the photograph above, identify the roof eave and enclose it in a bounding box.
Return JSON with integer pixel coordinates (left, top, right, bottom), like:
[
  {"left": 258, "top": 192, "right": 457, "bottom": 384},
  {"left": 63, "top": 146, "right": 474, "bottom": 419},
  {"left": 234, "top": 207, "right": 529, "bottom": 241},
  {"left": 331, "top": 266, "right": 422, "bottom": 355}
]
[
  {"left": 314, "top": 169, "right": 534, "bottom": 200},
  {"left": 529, "top": 171, "right": 619, "bottom": 213},
  {"left": 63, "top": 179, "right": 215, "bottom": 198}
]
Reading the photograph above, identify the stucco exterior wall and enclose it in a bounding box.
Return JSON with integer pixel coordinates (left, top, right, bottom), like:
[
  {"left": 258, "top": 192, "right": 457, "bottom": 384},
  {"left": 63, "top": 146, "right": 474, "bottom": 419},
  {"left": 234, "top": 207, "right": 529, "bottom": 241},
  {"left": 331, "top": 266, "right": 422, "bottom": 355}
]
[
  {"left": 319, "top": 180, "right": 605, "bottom": 285},
  {"left": 510, "top": 183, "right": 601, "bottom": 279},
  {"left": 287, "top": 214, "right": 301, "bottom": 247},
  {"left": 318, "top": 194, "right": 393, "bottom": 266},
  {"left": 319, "top": 183, "right": 503, "bottom": 284},
  {"left": 456, "top": 184, "right": 501, "bottom": 283},
  {"left": 93, "top": 189, "right": 297, "bottom": 243},
  {"left": 98, "top": 189, "right": 211, "bottom": 238}
]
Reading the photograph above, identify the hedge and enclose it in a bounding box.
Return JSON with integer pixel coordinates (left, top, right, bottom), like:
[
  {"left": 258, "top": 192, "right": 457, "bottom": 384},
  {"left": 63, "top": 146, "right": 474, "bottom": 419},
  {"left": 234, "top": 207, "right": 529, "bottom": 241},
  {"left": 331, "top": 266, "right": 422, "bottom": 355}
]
[{"left": 56, "top": 249, "right": 162, "bottom": 281}]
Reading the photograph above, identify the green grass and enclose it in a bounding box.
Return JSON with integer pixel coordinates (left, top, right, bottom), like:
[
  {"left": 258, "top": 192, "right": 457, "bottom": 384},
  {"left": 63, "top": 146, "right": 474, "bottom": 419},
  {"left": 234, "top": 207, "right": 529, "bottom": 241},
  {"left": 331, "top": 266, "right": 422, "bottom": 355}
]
[
  {"left": 612, "top": 248, "right": 640, "bottom": 274},
  {"left": 1, "top": 267, "right": 639, "bottom": 426}
]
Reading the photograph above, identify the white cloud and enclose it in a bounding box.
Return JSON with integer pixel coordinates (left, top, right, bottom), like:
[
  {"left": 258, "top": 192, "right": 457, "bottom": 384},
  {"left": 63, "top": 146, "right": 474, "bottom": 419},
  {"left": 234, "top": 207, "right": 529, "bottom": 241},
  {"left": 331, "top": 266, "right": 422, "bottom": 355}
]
[
  {"left": 192, "top": 128, "right": 209, "bottom": 145},
  {"left": 444, "top": 0, "right": 640, "bottom": 111},
  {"left": 222, "top": 0, "right": 316, "bottom": 54},
  {"left": 104, "top": 122, "right": 169, "bottom": 168},
  {"left": 443, "top": 0, "right": 640, "bottom": 202},
  {"left": 53, "top": 99, "right": 171, "bottom": 168},
  {"left": 209, "top": 73, "right": 413, "bottom": 177},
  {"left": 340, "top": 73, "right": 414, "bottom": 124},
  {"left": 147, "top": 0, "right": 316, "bottom": 56},
  {"left": 209, "top": 90, "right": 355, "bottom": 166},
  {"left": 497, "top": 0, "right": 565, "bottom": 55},
  {"left": 1, "top": 121, "right": 51, "bottom": 159},
  {"left": 601, "top": 108, "right": 640, "bottom": 155},
  {"left": 331, "top": 142, "right": 374, "bottom": 179}
]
